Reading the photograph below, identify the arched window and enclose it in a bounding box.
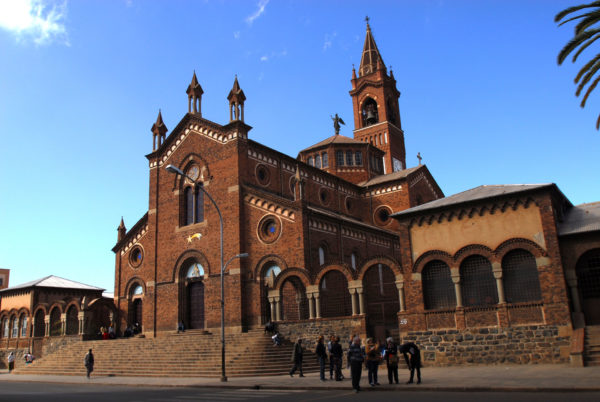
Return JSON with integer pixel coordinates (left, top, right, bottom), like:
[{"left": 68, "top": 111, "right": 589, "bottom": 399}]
[
  {"left": 320, "top": 270, "right": 351, "bottom": 318},
  {"left": 132, "top": 285, "right": 143, "bottom": 296},
  {"left": 336, "top": 151, "right": 344, "bottom": 166},
  {"left": 315, "top": 154, "right": 322, "bottom": 168},
  {"left": 33, "top": 310, "right": 45, "bottom": 337},
  {"left": 318, "top": 247, "right": 326, "bottom": 266},
  {"left": 422, "top": 260, "right": 456, "bottom": 310},
  {"left": 186, "top": 262, "right": 205, "bottom": 278},
  {"left": 66, "top": 306, "right": 79, "bottom": 335},
  {"left": 502, "top": 249, "right": 542, "bottom": 303},
  {"left": 362, "top": 97, "right": 379, "bottom": 127},
  {"left": 20, "top": 314, "right": 28, "bottom": 337},
  {"left": 2, "top": 317, "right": 9, "bottom": 338},
  {"left": 322, "top": 153, "right": 328, "bottom": 167},
  {"left": 307, "top": 156, "right": 314, "bottom": 166},
  {"left": 263, "top": 263, "right": 281, "bottom": 286},
  {"left": 355, "top": 151, "right": 363, "bottom": 166},
  {"left": 576, "top": 248, "right": 600, "bottom": 325},
  {"left": 460, "top": 255, "right": 498, "bottom": 307},
  {"left": 351, "top": 253, "right": 357, "bottom": 270},
  {"left": 184, "top": 185, "right": 204, "bottom": 226},
  {"left": 49, "top": 308, "right": 61, "bottom": 336},
  {"left": 11, "top": 316, "right": 18, "bottom": 338}
]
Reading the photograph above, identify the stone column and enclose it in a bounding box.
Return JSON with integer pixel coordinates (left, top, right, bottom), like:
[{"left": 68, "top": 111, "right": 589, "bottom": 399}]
[
  {"left": 308, "top": 295, "right": 315, "bottom": 319},
  {"left": 451, "top": 269, "right": 462, "bottom": 308},
  {"left": 306, "top": 285, "right": 319, "bottom": 320},
  {"left": 44, "top": 315, "right": 50, "bottom": 337},
  {"left": 566, "top": 270, "right": 582, "bottom": 313},
  {"left": 357, "top": 288, "right": 365, "bottom": 315},
  {"left": 349, "top": 288, "right": 358, "bottom": 316},
  {"left": 314, "top": 294, "right": 321, "bottom": 319},
  {"left": 60, "top": 313, "right": 67, "bottom": 336},
  {"left": 78, "top": 312, "right": 85, "bottom": 335},
  {"left": 492, "top": 263, "right": 505, "bottom": 304},
  {"left": 395, "top": 279, "right": 405, "bottom": 312},
  {"left": 275, "top": 297, "right": 282, "bottom": 321},
  {"left": 268, "top": 297, "right": 276, "bottom": 321}
]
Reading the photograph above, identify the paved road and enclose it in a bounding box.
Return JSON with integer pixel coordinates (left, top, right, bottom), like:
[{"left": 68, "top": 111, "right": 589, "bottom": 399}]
[{"left": 1, "top": 383, "right": 600, "bottom": 402}]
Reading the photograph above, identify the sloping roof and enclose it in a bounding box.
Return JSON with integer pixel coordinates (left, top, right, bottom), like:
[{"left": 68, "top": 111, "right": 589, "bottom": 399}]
[
  {"left": 559, "top": 201, "right": 600, "bottom": 236},
  {"left": 358, "top": 166, "right": 422, "bottom": 187},
  {"left": 0, "top": 275, "right": 104, "bottom": 293},
  {"left": 298, "top": 134, "right": 366, "bottom": 153},
  {"left": 392, "top": 184, "right": 554, "bottom": 218}
]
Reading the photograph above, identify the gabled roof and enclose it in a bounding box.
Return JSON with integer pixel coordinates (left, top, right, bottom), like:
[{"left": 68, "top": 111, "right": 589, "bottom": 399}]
[
  {"left": 0, "top": 275, "right": 104, "bottom": 293},
  {"left": 358, "top": 166, "right": 422, "bottom": 187},
  {"left": 391, "top": 184, "right": 556, "bottom": 218},
  {"left": 559, "top": 201, "right": 600, "bottom": 236},
  {"left": 299, "top": 134, "right": 370, "bottom": 154}
]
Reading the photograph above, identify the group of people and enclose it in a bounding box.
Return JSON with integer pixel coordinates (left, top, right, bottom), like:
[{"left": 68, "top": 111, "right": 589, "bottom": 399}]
[
  {"left": 290, "top": 334, "right": 422, "bottom": 393},
  {"left": 5, "top": 351, "right": 36, "bottom": 372}
]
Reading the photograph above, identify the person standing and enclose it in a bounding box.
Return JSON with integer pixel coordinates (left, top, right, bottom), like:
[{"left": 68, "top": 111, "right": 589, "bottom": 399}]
[
  {"left": 289, "top": 338, "right": 304, "bottom": 377},
  {"left": 327, "top": 335, "right": 335, "bottom": 379},
  {"left": 347, "top": 336, "right": 364, "bottom": 393},
  {"left": 315, "top": 336, "right": 327, "bottom": 381},
  {"left": 7, "top": 352, "right": 15, "bottom": 373},
  {"left": 365, "top": 338, "right": 380, "bottom": 386},
  {"left": 84, "top": 348, "right": 94, "bottom": 378},
  {"left": 331, "top": 336, "right": 343, "bottom": 381},
  {"left": 384, "top": 337, "right": 399, "bottom": 384},
  {"left": 400, "top": 342, "right": 421, "bottom": 384}
]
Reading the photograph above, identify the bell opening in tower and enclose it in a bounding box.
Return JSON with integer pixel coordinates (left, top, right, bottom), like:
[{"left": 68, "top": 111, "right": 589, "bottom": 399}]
[{"left": 362, "top": 98, "right": 379, "bottom": 127}]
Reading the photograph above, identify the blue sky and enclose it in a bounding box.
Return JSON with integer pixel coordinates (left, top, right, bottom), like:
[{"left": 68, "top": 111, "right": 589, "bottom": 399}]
[{"left": 1, "top": 0, "right": 599, "bottom": 293}]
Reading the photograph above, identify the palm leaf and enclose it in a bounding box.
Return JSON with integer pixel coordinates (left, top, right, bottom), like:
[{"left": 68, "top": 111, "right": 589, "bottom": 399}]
[
  {"left": 555, "top": 1, "right": 600, "bottom": 22},
  {"left": 575, "top": 9, "right": 600, "bottom": 34},
  {"left": 572, "top": 33, "right": 600, "bottom": 62},
  {"left": 558, "top": 28, "right": 600, "bottom": 64},
  {"left": 575, "top": 59, "right": 600, "bottom": 95},
  {"left": 580, "top": 74, "right": 600, "bottom": 107},
  {"left": 595, "top": 113, "right": 600, "bottom": 129},
  {"left": 574, "top": 54, "right": 600, "bottom": 82}
]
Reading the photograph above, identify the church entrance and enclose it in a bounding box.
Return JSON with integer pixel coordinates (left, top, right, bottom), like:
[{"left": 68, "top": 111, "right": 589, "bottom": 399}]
[
  {"left": 132, "top": 299, "right": 143, "bottom": 328},
  {"left": 576, "top": 248, "right": 600, "bottom": 325},
  {"left": 188, "top": 281, "right": 205, "bottom": 329},
  {"left": 364, "top": 263, "right": 399, "bottom": 341}
]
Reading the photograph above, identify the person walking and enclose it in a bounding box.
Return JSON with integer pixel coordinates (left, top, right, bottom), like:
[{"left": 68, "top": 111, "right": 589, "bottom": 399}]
[
  {"left": 384, "top": 337, "right": 399, "bottom": 384},
  {"left": 400, "top": 342, "right": 421, "bottom": 384},
  {"left": 315, "top": 336, "right": 327, "bottom": 381},
  {"left": 331, "top": 336, "right": 344, "bottom": 381},
  {"left": 365, "top": 338, "right": 381, "bottom": 386},
  {"left": 289, "top": 338, "right": 304, "bottom": 377},
  {"left": 327, "top": 335, "right": 335, "bottom": 379},
  {"left": 7, "top": 352, "right": 15, "bottom": 373},
  {"left": 84, "top": 348, "right": 94, "bottom": 378},
  {"left": 347, "top": 336, "right": 364, "bottom": 393}
]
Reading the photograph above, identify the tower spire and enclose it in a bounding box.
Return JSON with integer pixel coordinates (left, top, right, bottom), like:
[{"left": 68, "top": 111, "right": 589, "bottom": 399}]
[
  {"left": 186, "top": 71, "right": 204, "bottom": 115},
  {"left": 359, "top": 17, "right": 385, "bottom": 77},
  {"left": 117, "top": 217, "right": 126, "bottom": 242},
  {"left": 151, "top": 109, "right": 168, "bottom": 151},
  {"left": 227, "top": 75, "right": 246, "bottom": 122}
]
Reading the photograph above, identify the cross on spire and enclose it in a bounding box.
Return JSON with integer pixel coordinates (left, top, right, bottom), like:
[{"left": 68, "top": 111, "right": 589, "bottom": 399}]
[{"left": 365, "top": 16, "right": 370, "bottom": 24}]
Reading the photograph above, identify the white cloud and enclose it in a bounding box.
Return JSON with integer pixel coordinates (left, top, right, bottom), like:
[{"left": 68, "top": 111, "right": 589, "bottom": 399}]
[
  {"left": 260, "top": 55, "right": 268, "bottom": 62},
  {"left": 233, "top": 31, "right": 240, "bottom": 39},
  {"left": 0, "top": 0, "right": 69, "bottom": 46},
  {"left": 323, "top": 32, "right": 337, "bottom": 51},
  {"left": 259, "top": 49, "right": 286, "bottom": 63},
  {"left": 245, "top": 0, "right": 269, "bottom": 26}
]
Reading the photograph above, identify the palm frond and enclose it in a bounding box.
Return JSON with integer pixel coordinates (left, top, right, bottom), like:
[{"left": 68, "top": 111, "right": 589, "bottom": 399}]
[
  {"left": 574, "top": 54, "right": 600, "bottom": 82},
  {"left": 575, "top": 9, "right": 600, "bottom": 34},
  {"left": 572, "top": 33, "right": 600, "bottom": 62},
  {"left": 575, "top": 60, "right": 600, "bottom": 95},
  {"left": 580, "top": 74, "right": 600, "bottom": 106},
  {"left": 558, "top": 28, "right": 600, "bottom": 64},
  {"left": 555, "top": 1, "right": 600, "bottom": 22},
  {"left": 596, "top": 113, "right": 600, "bottom": 129}
]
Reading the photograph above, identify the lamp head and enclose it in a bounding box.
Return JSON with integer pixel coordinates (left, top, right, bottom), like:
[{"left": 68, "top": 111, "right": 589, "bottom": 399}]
[{"left": 165, "top": 164, "right": 184, "bottom": 175}]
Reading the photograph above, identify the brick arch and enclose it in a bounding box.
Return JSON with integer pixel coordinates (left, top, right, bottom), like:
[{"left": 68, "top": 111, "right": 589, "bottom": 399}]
[
  {"left": 314, "top": 264, "right": 354, "bottom": 285},
  {"left": 17, "top": 307, "right": 31, "bottom": 316},
  {"left": 453, "top": 244, "right": 494, "bottom": 265},
  {"left": 64, "top": 303, "right": 80, "bottom": 335},
  {"left": 47, "top": 301, "right": 66, "bottom": 315},
  {"left": 169, "top": 153, "right": 212, "bottom": 187},
  {"left": 32, "top": 308, "right": 46, "bottom": 337},
  {"left": 32, "top": 305, "right": 48, "bottom": 318},
  {"left": 273, "top": 268, "right": 311, "bottom": 290},
  {"left": 124, "top": 277, "right": 146, "bottom": 300},
  {"left": 356, "top": 255, "right": 402, "bottom": 280},
  {"left": 172, "top": 249, "right": 211, "bottom": 282},
  {"left": 254, "top": 254, "right": 288, "bottom": 283},
  {"left": 413, "top": 250, "right": 453, "bottom": 273},
  {"left": 494, "top": 238, "right": 547, "bottom": 260}
]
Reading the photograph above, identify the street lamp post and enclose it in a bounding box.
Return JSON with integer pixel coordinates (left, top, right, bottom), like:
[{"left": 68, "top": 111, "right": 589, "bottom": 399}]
[{"left": 165, "top": 164, "right": 248, "bottom": 382}]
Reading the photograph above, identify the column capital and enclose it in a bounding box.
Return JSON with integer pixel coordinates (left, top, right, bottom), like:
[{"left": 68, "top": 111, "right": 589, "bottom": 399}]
[
  {"left": 267, "top": 289, "right": 279, "bottom": 299},
  {"left": 395, "top": 280, "right": 404, "bottom": 289},
  {"left": 451, "top": 275, "right": 460, "bottom": 284},
  {"left": 348, "top": 280, "right": 362, "bottom": 289},
  {"left": 411, "top": 273, "right": 421, "bottom": 281},
  {"left": 306, "top": 285, "right": 319, "bottom": 294}
]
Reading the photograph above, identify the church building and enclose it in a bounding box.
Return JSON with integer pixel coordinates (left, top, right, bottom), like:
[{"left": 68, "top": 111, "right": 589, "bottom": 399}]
[{"left": 111, "top": 21, "right": 600, "bottom": 366}]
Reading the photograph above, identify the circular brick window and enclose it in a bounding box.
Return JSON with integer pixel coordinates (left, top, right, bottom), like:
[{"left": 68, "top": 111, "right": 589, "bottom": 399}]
[
  {"left": 258, "top": 215, "right": 281, "bottom": 244},
  {"left": 256, "top": 164, "right": 270, "bottom": 186},
  {"left": 129, "top": 246, "right": 143, "bottom": 268},
  {"left": 319, "top": 188, "right": 330, "bottom": 206},
  {"left": 374, "top": 206, "right": 392, "bottom": 226}
]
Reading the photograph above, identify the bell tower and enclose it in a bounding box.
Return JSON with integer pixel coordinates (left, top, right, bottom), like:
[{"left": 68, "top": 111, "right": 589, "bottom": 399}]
[{"left": 350, "top": 18, "right": 406, "bottom": 174}]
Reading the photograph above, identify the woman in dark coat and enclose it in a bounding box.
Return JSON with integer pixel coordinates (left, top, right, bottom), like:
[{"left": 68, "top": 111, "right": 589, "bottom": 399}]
[
  {"left": 400, "top": 342, "right": 421, "bottom": 384},
  {"left": 289, "top": 339, "right": 304, "bottom": 377}
]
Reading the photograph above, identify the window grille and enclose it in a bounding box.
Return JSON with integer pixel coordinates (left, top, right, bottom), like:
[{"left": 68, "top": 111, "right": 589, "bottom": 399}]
[
  {"left": 307, "top": 156, "right": 314, "bottom": 166},
  {"left": 576, "top": 248, "right": 600, "bottom": 299},
  {"left": 322, "top": 153, "right": 328, "bottom": 167},
  {"left": 49, "top": 308, "right": 61, "bottom": 336},
  {"left": 66, "top": 306, "right": 79, "bottom": 335},
  {"left": 20, "top": 315, "right": 27, "bottom": 337},
  {"left": 185, "top": 187, "right": 194, "bottom": 225},
  {"left": 336, "top": 151, "right": 344, "bottom": 166},
  {"left": 346, "top": 151, "right": 354, "bottom": 166},
  {"left": 351, "top": 253, "right": 357, "bottom": 270},
  {"left": 320, "top": 270, "right": 351, "bottom": 318},
  {"left": 34, "top": 310, "right": 45, "bottom": 337},
  {"left": 195, "top": 187, "right": 204, "bottom": 223},
  {"left": 460, "top": 255, "right": 498, "bottom": 307},
  {"left": 11, "top": 318, "right": 18, "bottom": 338},
  {"left": 1, "top": 318, "right": 7, "bottom": 338},
  {"left": 364, "top": 264, "right": 399, "bottom": 326},
  {"left": 422, "top": 260, "right": 456, "bottom": 310},
  {"left": 315, "top": 154, "right": 321, "bottom": 168},
  {"left": 502, "top": 249, "right": 542, "bottom": 303},
  {"left": 318, "top": 247, "right": 325, "bottom": 266},
  {"left": 355, "top": 151, "right": 363, "bottom": 166}
]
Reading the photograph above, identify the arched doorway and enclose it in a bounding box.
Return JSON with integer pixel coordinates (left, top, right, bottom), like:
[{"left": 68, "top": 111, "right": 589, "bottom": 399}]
[
  {"left": 66, "top": 305, "right": 79, "bottom": 335},
  {"left": 130, "top": 285, "right": 144, "bottom": 330},
  {"left": 281, "top": 276, "right": 308, "bottom": 321},
  {"left": 49, "top": 307, "right": 61, "bottom": 336},
  {"left": 364, "top": 263, "right": 399, "bottom": 341},
  {"left": 261, "top": 263, "right": 281, "bottom": 324},
  {"left": 185, "top": 262, "right": 205, "bottom": 329},
  {"left": 33, "top": 310, "right": 45, "bottom": 337},
  {"left": 320, "top": 270, "right": 351, "bottom": 318},
  {"left": 576, "top": 248, "right": 600, "bottom": 325}
]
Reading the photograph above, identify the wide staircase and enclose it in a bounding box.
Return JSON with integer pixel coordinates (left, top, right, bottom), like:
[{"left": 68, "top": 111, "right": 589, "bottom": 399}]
[
  {"left": 583, "top": 325, "right": 600, "bottom": 366},
  {"left": 13, "top": 330, "right": 320, "bottom": 377}
]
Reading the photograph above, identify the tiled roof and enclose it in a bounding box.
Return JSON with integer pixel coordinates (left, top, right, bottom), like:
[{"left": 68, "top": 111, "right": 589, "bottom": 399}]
[
  {"left": 392, "top": 184, "right": 554, "bottom": 218},
  {"left": 299, "top": 134, "right": 366, "bottom": 153},
  {"left": 0, "top": 275, "right": 104, "bottom": 293},
  {"left": 559, "top": 201, "right": 600, "bottom": 236},
  {"left": 358, "top": 166, "right": 421, "bottom": 187}
]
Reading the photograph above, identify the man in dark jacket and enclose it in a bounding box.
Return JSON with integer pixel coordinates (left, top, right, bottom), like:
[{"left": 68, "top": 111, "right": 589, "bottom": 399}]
[
  {"left": 315, "top": 336, "right": 327, "bottom": 381},
  {"left": 331, "top": 336, "right": 344, "bottom": 381},
  {"left": 289, "top": 339, "right": 304, "bottom": 377},
  {"left": 347, "top": 337, "right": 365, "bottom": 393},
  {"left": 400, "top": 342, "right": 421, "bottom": 384},
  {"left": 84, "top": 349, "right": 94, "bottom": 378}
]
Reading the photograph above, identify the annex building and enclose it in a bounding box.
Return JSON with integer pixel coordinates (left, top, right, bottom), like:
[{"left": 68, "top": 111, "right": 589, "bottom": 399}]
[{"left": 106, "top": 21, "right": 598, "bottom": 366}]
